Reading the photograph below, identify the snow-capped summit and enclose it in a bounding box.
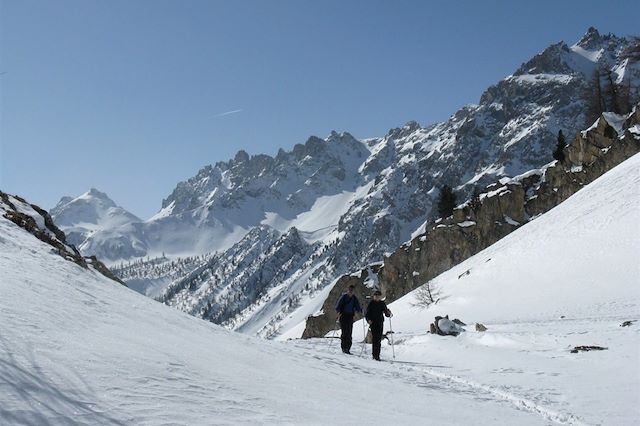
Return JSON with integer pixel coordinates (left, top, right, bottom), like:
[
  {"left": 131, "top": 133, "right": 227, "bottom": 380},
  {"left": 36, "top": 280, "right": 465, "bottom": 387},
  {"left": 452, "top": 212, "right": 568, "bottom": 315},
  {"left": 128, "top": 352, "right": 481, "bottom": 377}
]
[
  {"left": 51, "top": 188, "right": 141, "bottom": 248},
  {"left": 575, "top": 26, "right": 612, "bottom": 50}
]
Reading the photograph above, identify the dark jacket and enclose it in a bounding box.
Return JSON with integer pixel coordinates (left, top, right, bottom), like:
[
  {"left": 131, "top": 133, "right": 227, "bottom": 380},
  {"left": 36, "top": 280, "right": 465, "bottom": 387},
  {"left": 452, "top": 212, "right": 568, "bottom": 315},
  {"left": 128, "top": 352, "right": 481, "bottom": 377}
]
[
  {"left": 365, "top": 300, "right": 390, "bottom": 325},
  {"left": 335, "top": 293, "right": 362, "bottom": 315}
]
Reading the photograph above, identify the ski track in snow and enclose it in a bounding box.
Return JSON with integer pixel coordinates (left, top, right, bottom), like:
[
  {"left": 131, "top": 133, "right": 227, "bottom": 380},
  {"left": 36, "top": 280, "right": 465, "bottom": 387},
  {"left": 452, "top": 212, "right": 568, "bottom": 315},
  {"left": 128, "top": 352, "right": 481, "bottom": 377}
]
[
  {"left": 291, "top": 153, "right": 640, "bottom": 426},
  {"left": 296, "top": 339, "right": 590, "bottom": 426}
]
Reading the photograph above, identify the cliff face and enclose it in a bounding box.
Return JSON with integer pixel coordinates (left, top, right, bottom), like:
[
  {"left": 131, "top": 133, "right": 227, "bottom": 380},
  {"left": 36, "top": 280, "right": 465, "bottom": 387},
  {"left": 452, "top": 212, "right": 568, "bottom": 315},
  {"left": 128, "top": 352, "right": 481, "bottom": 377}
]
[{"left": 302, "top": 107, "right": 640, "bottom": 338}]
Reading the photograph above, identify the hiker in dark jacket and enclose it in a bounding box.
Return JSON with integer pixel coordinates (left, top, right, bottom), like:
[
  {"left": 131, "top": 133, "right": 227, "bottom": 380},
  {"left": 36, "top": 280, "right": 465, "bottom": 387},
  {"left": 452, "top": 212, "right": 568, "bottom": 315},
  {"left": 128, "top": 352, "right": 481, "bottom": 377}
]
[
  {"left": 365, "top": 290, "right": 392, "bottom": 361},
  {"left": 335, "top": 285, "right": 362, "bottom": 354}
]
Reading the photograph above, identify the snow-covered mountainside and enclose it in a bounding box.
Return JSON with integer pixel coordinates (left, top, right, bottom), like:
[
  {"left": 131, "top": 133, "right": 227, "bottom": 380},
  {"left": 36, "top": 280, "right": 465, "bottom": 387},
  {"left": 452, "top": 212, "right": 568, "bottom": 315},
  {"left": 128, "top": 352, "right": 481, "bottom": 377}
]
[
  {"left": 51, "top": 188, "right": 142, "bottom": 257},
  {"left": 1, "top": 191, "right": 124, "bottom": 285},
  {"left": 60, "top": 28, "right": 638, "bottom": 337},
  {"left": 113, "top": 254, "right": 211, "bottom": 298},
  {"left": 302, "top": 105, "right": 640, "bottom": 339},
  {"left": 1, "top": 199, "right": 555, "bottom": 425},
  {"left": 343, "top": 152, "right": 640, "bottom": 425},
  {"left": 162, "top": 103, "right": 640, "bottom": 341}
]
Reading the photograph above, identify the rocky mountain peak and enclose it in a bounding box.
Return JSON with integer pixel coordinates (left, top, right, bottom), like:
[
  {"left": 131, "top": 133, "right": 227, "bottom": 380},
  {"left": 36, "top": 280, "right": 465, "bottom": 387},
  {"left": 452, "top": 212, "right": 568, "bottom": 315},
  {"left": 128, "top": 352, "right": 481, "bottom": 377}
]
[
  {"left": 573, "top": 26, "right": 629, "bottom": 62},
  {"left": 50, "top": 188, "right": 141, "bottom": 248},
  {"left": 233, "top": 150, "right": 250, "bottom": 164},
  {"left": 51, "top": 188, "right": 121, "bottom": 222},
  {"left": 576, "top": 26, "right": 603, "bottom": 49},
  {"left": 403, "top": 120, "right": 421, "bottom": 132},
  {"left": 282, "top": 226, "right": 305, "bottom": 243},
  {"left": 386, "top": 120, "right": 423, "bottom": 140},
  {"left": 303, "top": 136, "right": 326, "bottom": 155},
  {"left": 87, "top": 187, "right": 109, "bottom": 198},
  {"left": 513, "top": 41, "right": 572, "bottom": 76},
  {"left": 327, "top": 130, "right": 359, "bottom": 145}
]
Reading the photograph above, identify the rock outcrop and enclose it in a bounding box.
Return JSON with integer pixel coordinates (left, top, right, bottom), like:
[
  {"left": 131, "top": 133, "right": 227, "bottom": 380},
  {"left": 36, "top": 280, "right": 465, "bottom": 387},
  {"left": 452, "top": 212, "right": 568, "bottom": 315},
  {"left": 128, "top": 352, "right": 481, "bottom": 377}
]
[
  {"left": 303, "top": 107, "right": 640, "bottom": 338},
  {"left": 0, "top": 192, "right": 125, "bottom": 286}
]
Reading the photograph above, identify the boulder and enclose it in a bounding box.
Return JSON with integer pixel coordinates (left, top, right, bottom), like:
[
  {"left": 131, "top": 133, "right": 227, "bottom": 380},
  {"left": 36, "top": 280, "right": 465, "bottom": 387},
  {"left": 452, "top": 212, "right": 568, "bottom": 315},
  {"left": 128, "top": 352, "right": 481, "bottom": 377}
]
[
  {"left": 438, "top": 317, "right": 465, "bottom": 336},
  {"left": 429, "top": 315, "right": 465, "bottom": 336},
  {"left": 570, "top": 345, "right": 607, "bottom": 353},
  {"left": 475, "top": 323, "right": 488, "bottom": 332}
]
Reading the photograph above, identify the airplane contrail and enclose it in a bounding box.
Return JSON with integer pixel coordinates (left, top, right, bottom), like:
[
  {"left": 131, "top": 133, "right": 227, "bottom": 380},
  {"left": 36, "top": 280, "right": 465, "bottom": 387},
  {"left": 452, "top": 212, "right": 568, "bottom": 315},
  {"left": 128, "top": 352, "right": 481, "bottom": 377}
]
[{"left": 214, "top": 109, "right": 243, "bottom": 118}]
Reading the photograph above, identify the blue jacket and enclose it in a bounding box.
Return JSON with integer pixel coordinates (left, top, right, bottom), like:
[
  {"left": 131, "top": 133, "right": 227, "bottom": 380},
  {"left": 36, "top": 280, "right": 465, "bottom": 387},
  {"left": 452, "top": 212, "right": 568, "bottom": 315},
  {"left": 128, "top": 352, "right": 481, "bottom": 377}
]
[{"left": 335, "top": 293, "right": 362, "bottom": 315}]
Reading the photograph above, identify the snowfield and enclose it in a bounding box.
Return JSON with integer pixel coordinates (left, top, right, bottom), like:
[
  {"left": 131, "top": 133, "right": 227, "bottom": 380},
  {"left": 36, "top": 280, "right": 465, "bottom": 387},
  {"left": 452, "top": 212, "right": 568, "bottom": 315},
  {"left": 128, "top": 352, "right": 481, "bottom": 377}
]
[
  {"left": 344, "top": 153, "right": 640, "bottom": 425},
  {"left": 1, "top": 155, "right": 638, "bottom": 424},
  {"left": 1, "top": 202, "right": 549, "bottom": 424}
]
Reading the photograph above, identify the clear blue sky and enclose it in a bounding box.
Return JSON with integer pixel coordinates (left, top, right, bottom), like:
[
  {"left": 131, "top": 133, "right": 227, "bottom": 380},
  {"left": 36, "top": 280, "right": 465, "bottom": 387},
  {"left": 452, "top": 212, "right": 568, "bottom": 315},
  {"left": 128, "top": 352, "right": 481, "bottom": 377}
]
[{"left": 1, "top": 0, "right": 638, "bottom": 218}]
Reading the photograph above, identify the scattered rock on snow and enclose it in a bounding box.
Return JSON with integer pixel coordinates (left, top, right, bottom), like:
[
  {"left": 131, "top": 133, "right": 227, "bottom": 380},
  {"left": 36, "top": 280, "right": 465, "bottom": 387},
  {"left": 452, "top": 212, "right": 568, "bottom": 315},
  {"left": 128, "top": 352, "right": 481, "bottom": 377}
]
[
  {"left": 570, "top": 345, "right": 608, "bottom": 353},
  {"left": 475, "top": 323, "right": 488, "bottom": 332},
  {"left": 458, "top": 269, "right": 471, "bottom": 279},
  {"left": 620, "top": 320, "right": 635, "bottom": 327}
]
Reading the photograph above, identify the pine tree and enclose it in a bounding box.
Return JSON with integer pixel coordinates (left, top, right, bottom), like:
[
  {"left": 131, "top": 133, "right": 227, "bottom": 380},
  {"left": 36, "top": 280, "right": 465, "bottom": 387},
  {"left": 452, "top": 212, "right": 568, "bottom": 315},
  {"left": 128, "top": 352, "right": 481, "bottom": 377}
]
[
  {"left": 616, "top": 77, "right": 636, "bottom": 114},
  {"left": 553, "top": 130, "right": 566, "bottom": 163},
  {"left": 585, "top": 68, "right": 605, "bottom": 125},
  {"left": 437, "top": 185, "right": 457, "bottom": 218},
  {"left": 468, "top": 188, "right": 482, "bottom": 212},
  {"left": 603, "top": 68, "right": 622, "bottom": 114}
]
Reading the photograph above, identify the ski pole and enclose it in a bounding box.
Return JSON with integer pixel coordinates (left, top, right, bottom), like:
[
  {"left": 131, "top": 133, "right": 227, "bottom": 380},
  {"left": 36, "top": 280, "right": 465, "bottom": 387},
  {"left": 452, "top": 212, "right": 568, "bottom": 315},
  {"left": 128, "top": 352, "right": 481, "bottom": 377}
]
[
  {"left": 389, "top": 316, "right": 396, "bottom": 359},
  {"left": 328, "top": 319, "right": 339, "bottom": 347},
  {"left": 359, "top": 319, "right": 367, "bottom": 357},
  {"left": 359, "top": 324, "right": 371, "bottom": 357}
]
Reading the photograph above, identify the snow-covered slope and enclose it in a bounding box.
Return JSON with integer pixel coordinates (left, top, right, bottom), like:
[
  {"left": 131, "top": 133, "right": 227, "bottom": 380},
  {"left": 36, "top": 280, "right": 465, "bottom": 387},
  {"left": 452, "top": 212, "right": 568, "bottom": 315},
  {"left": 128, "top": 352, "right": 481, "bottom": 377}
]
[
  {"left": 1, "top": 197, "right": 553, "bottom": 425},
  {"left": 51, "top": 188, "right": 143, "bottom": 257},
  {"left": 342, "top": 153, "right": 640, "bottom": 425},
  {"left": 60, "top": 28, "right": 638, "bottom": 338},
  {"left": 1, "top": 191, "right": 125, "bottom": 285}
]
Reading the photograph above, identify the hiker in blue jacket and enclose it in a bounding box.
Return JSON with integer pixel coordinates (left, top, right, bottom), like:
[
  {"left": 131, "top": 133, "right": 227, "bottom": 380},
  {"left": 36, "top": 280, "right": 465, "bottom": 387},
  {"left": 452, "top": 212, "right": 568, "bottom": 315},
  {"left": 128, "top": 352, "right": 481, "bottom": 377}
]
[{"left": 335, "top": 284, "right": 362, "bottom": 354}]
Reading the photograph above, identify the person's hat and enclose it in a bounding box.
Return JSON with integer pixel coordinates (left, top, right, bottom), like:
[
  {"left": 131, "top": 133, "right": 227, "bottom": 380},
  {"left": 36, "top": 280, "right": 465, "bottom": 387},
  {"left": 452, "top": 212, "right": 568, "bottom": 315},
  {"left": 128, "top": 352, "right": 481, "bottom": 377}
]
[
  {"left": 348, "top": 285, "right": 355, "bottom": 290},
  {"left": 373, "top": 290, "right": 382, "bottom": 296}
]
